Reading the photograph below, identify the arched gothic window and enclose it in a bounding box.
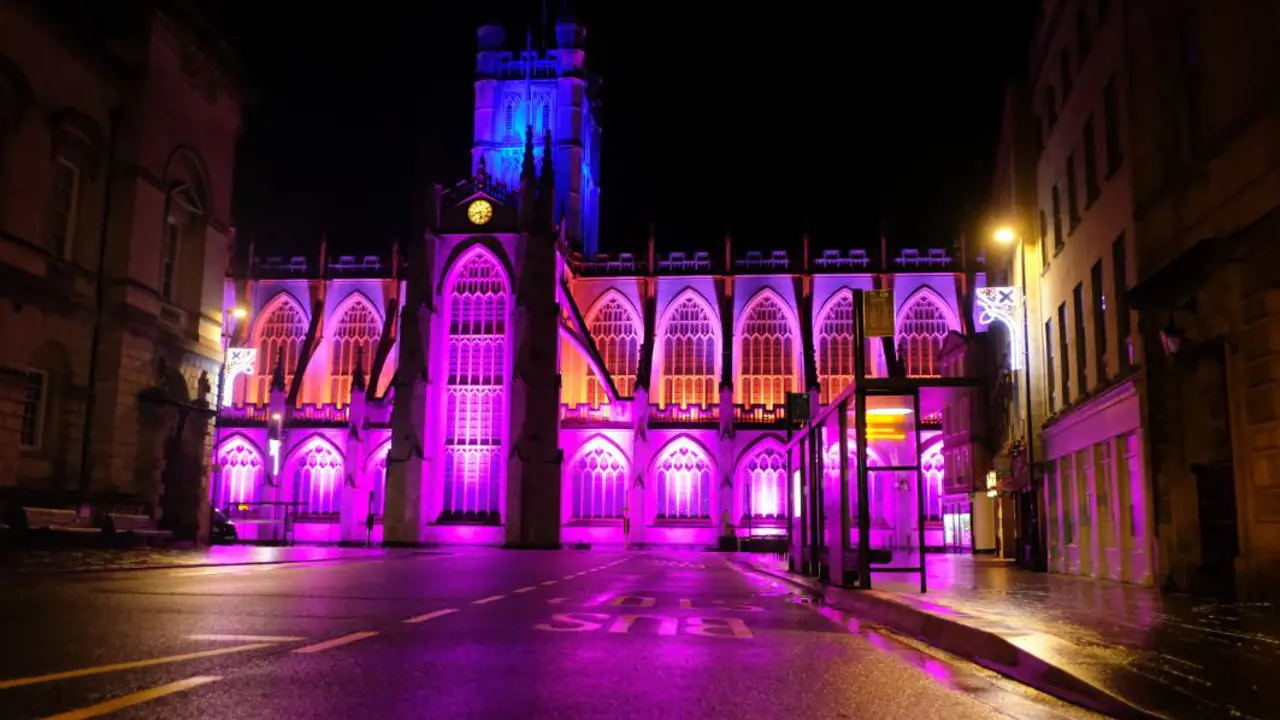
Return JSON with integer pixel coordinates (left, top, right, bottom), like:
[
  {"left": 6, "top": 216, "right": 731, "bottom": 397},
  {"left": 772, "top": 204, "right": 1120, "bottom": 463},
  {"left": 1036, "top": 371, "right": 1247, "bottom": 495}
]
[
  {"left": 738, "top": 293, "right": 795, "bottom": 408},
  {"left": 443, "top": 251, "right": 508, "bottom": 522},
  {"left": 253, "top": 298, "right": 307, "bottom": 403},
  {"left": 371, "top": 450, "right": 388, "bottom": 518},
  {"left": 330, "top": 297, "right": 381, "bottom": 405},
  {"left": 897, "top": 292, "right": 951, "bottom": 377},
  {"left": 818, "top": 293, "right": 855, "bottom": 404},
  {"left": 923, "top": 441, "right": 945, "bottom": 522},
  {"left": 585, "top": 295, "right": 640, "bottom": 405},
  {"left": 660, "top": 294, "right": 717, "bottom": 408},
  {"left": 654, "top": 440, "right": 713, "bottom": 520},
  {"left": 294, "top": 439, "right": 343, "bottom": 517},
  {"left": 571, "top": 441, "right": 627, "bottom": 520},
  {"left": 742, "top": 447, "right": 785, "bottom": 519},
  {"left": 503, "top": 95, "right": 519, "bottom": 139},
  {"left": 533, "top": 94, "right": 551, "bottom": 136},
  {"left": 217, "top": 438, "right": 262, "bottom": 508}
]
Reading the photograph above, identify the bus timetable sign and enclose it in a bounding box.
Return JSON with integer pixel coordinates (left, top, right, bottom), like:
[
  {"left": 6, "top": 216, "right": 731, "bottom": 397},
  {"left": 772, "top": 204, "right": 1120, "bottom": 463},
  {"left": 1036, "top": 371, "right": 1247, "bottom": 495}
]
[{"left": 863, "top": 290, "right": 895, "bottom": 337}]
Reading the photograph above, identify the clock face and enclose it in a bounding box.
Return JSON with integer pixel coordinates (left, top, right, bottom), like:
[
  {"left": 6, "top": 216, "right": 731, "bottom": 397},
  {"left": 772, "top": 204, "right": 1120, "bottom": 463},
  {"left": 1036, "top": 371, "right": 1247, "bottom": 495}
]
[{"left": 467, "top": 199, "right": 493, "bottom": 225}]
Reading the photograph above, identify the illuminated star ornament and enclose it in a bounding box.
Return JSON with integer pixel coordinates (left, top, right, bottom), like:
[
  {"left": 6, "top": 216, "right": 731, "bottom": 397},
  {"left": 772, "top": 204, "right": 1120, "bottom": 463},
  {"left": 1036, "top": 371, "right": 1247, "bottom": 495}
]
[{"left": 976, "top": 287, "right": 1024, "bottom": 370}]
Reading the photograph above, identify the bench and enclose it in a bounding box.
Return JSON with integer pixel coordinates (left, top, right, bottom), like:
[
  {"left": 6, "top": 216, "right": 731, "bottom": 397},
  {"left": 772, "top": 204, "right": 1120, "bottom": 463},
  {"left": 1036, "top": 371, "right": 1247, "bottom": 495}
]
[
  {"left": 107, "top": 513, "right": 173, "bottom": 546},
  {"left": 22, "top": 507, "right": 103, "bottom": 547}
]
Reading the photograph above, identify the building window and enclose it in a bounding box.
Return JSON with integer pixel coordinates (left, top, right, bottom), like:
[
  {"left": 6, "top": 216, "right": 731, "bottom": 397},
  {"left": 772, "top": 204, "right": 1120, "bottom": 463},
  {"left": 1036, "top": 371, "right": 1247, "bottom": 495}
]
[
  {"left": 738, "top": 292, "right": 796, "bottom": 409},
  {"left": 1104, "top": 75, "right": 1123, "bottom": 175},
  {"left": 571, "top": 441, "right": 627, "bottom": 520},
  {"left": 294, "top": 439, "right": 343, "bottom": 517},
  {"left": 1060, "top": 50, "right": 1073, "bottom": 99},
  {"left": 1066, "top": 156, "right": 1080, "bottom": 231},
  {"left": 330, "top": 298, "right": 381, "bottom": 406},
  {"left": 1051, "top": 184, "right": 1065, "bottom": 253},
  {"left": 585, "top": 294, "right": 641, "bottom": 405},
  {"left": 1059, "top": 302, "right": 1070, "bottom": 404},
  {"left": 1083, "top": 119, "right": 1100, "bottom": 206},
  {"left": 1046, "top": 319, "right": 1057, "bottom": 413},
  {"left": 19, "top": 370, "right": 47, "bottom": 449},
  {"left": 443, "top": 250, "right": 509, "bottom": 522},
  {"left": 1045, "top": 86, "right": 1058, "bottom": 128},
  {"left": 897, "top": 292, "right": 951, "bottom": 378},
  {"left": 659, "top": 293, "right": 718, "bottom": 408},
  {"left": 47, "top": 159, "right": 79, "bottom": 258},
  {"left": 1039, "top": 210, "right": 1050, "bottom": 270},
  {"left": 1073, "top": 284, "right": 1087, "bottom": 393},
  {"left": 540, "top": 98, "right": 552, "bottom": 137},
  {"left": 654, "top": 440, "right": 713, "bottom": 521},
  {"left": 254, "top": 297, "right": 308, "bottom": 403},
  {"left": 371, "top": 452, "right": 388, "bottom": 518},
  {"left": 161, "top": 219, "right": 180, "bottom": 301},
  {"left": 742, "top": 447, "right": 785, "bottom": 520},
  {"left": 1092, "top": 260, "right": 1108, "bottom": 383},
  {"left": 1077, "top": 6, "right": 1092, "bottom": 66},
  {"left": 503, "top": 95, "right": 519, "bottom": 139},
  {"left": 818, "top": 292, "right": 856, "bottom": 404},
  {"left": 217, "top": 438, "right": 262, "bottom": 508},
  {"left": 1113, "top": 234, "right": 1132, "bottom": 371}
]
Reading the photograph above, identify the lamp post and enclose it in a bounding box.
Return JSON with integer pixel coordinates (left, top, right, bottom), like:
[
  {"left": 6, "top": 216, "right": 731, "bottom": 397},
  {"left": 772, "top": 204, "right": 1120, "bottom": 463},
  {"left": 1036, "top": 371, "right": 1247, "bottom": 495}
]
[
  {"left": 993, "top": 227, "right": 1043, "bottom": 571},
  {"left": 210, "top": 306, "right": 247, "bottom": 513}
]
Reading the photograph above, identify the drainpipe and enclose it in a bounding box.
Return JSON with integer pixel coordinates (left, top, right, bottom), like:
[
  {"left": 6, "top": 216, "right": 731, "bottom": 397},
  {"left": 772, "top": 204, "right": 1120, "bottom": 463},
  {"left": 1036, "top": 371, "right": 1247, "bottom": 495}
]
[{"left": 78, "top": 106, "right": 122, "bottom": 500}]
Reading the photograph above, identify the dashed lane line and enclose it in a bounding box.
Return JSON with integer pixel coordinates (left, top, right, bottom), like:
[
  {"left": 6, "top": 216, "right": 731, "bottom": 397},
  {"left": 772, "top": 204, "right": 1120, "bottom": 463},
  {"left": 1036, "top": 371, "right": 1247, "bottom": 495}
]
[
  {"left": 513, "top": 586, "right": 537, "bottom": 593},
  {"left": 403, "top": 608, "right": 459, "bottom": 624},
  {"left": 292, "top": 631, "right": 379, "bottom": 654},
  {"left": 0, "top": 644, "right": 273, "bottom": 690},
  {"left": 472, "top": 595, "right": 505, "bottom": 605},
  {"left": 186, "top": 634, "right": 306, "bottom": 643},
  {"left": 38, "top": 675, "right": 221, "bottom": 720},
  {"left": 541, "top": 580, "right": 558, "bottom": 586}
]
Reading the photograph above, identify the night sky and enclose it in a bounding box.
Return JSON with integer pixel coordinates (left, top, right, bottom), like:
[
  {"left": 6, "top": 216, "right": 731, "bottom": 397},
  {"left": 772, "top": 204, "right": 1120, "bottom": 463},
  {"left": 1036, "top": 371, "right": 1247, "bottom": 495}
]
[{"left": 222, "top": 2, "right": 1039, "bottom": 259}]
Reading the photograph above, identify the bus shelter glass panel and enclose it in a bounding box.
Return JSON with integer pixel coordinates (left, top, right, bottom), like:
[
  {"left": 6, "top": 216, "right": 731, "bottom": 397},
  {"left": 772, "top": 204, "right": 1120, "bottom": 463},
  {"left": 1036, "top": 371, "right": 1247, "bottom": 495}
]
[{"left": 863, "top": 395, "right": 922, "bottom": 573}]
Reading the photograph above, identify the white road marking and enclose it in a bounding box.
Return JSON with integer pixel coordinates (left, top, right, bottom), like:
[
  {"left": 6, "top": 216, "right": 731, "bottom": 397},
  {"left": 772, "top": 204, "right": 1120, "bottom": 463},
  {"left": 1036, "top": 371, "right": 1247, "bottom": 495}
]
[
  {"left": 513, "top": 586, "right": 537, "bottom": 593},
  {"left": 472, "top": 595, "right": 505, "bottom": 605},
  {"left": 39, "top": 675, "right": 221, "bottom": 719},
  {"left": 404, "top": 608, "right": 459, "bottom": 624},
  {"left": 186, "top": 634, "right": 305, "bottom": 643},
  {"left": 292, "top": 631, "right": 379, "bottom": 654},
  {"left": 541, "top": 580, "right": 558, "bottom": 586}
]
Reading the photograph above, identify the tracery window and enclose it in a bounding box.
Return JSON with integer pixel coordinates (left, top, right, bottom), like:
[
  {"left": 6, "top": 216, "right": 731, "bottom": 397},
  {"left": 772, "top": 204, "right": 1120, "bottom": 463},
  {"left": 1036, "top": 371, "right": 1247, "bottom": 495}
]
[
  {"left": 818, "top": 292, "right": 855, "bottom": 404},
  {"left": 330, "top": 297, "right": 381, "bottom": 405},
  {"left": 217, "top": 438, "right": 262, "bottom": 508},
  {"left": 571, "top": 441, "right": 627, "bottom": 520},
  {"left": 738, "top": 293, "right": 795, "bottom": 408},
  {"left": 742, "top": 447, "right": 785, "bottom": 519},
  {"left": 897, "top": 292, "right": 951, "bottom": 377},
  {"left": 294, "top": 439, "right": 343, "bottom": 517},
  {"left": 503, "top": 95, "right": 519, "bottom": 139},
  {"left": 254, "top": 297, "right": 307, "bottom": 403},
  {"left": 660, "top": 294, "right": 717, "bottom": 408},
  {"left": 443, "top": 251, "right": 508, "bottom": 521},
  {"left": 655, "top": 440, "right": 713, "bottom": 520},
  {"left": 585, "top": 294, "right": 640, "bottom": 405},
  {"left": 371, "top": 450, "right": 387, "bottom": 518}
]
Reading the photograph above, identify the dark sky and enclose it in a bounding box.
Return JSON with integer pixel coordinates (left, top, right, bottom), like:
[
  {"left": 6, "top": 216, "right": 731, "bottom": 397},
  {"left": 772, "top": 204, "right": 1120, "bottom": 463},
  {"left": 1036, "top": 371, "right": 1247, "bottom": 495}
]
[{"left": 222, "top": 2, "right": 1039, "bottom": 258}]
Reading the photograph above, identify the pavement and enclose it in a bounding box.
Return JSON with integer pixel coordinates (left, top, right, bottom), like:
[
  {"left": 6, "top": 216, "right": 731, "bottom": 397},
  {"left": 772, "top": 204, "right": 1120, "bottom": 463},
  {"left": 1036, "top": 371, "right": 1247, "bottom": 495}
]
[
  {"left": 748, "top": 553, "right": 1280, "bottom": 720},
  {"left": 0, "top": 548, "right": 1103, "bottom": 719}
]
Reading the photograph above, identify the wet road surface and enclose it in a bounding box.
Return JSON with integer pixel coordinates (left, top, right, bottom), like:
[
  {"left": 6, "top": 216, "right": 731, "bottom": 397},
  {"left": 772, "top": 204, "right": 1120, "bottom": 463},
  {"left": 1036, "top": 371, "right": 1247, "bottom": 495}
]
[{"left": 0, "top": 551, "right": 1102, "bottom": 719}]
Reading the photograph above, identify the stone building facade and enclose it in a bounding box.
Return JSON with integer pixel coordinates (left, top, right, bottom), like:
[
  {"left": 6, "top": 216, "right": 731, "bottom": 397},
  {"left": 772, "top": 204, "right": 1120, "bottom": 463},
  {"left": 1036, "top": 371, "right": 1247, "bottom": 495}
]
[
  {"left": 212, "top": 19, "right": 995, "bottom": 550},
  {"left": 0, "top": 0, "right": 242, "bottom": 540},
  {"left": 1125, "top": 0, "right": 1280, "bottom": 600}
]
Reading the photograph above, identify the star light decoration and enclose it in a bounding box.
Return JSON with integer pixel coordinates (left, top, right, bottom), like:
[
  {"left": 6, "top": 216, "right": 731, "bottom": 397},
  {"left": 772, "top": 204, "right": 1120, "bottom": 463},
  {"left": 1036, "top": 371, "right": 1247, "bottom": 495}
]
[
  {"left": 222, "top": 348, "right": 258, "bottom": 406},
  {"left": 976, "top": 287, "right": 1024, "bottom": 370}
]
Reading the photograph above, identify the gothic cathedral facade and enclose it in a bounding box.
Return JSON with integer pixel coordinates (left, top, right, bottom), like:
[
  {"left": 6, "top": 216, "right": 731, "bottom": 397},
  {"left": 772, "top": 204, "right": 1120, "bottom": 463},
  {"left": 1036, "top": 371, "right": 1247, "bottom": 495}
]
[{"left": 213, "top": 17, "right": 991, "bottom": 549}]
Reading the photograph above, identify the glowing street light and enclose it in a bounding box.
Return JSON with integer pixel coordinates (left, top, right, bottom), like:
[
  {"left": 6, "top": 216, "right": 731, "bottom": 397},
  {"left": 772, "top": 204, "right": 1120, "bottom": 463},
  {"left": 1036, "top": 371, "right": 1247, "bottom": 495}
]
[
  {"left": 993, "top": 227, "right": 1016, "bottom": 245},
  {"left": 231, "top": 306, "right": 248, "bottom": 319}
]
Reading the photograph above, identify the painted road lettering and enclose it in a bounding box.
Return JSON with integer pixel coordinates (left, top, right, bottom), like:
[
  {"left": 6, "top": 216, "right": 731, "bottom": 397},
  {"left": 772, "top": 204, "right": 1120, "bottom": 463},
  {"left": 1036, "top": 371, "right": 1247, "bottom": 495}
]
[{"left": 534, "top": 612, "right": 751, "bottom": 639}]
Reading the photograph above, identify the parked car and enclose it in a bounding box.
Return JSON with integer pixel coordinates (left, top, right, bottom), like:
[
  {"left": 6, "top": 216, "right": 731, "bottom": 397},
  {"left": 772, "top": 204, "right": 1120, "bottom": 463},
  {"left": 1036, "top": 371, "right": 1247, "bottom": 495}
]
[{"left": 211, "top": 509, "right": 238, "bottom": 544}]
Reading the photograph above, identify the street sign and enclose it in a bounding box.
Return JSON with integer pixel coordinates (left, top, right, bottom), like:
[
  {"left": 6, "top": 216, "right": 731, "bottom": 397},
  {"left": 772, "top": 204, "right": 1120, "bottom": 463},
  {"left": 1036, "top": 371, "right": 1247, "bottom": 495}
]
[
  {"left": 863, "top": 290, "right": 895, "bottom": 337},
  {"left": 786, "top": 392, "right": 809, "bottom": 425}
]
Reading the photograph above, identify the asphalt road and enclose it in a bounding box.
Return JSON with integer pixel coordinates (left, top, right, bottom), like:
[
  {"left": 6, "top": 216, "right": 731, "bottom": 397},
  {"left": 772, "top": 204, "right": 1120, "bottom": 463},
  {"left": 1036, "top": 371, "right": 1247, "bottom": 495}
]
[{"left": 0, "top": 550, "right": 1102, "bottom": 719}]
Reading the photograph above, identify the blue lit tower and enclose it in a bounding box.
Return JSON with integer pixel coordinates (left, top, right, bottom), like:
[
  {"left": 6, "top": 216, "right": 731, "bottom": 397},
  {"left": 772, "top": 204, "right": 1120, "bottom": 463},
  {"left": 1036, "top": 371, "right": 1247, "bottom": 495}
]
[{"left": 471, "top": 14, "right": 601, "bottom": 255}]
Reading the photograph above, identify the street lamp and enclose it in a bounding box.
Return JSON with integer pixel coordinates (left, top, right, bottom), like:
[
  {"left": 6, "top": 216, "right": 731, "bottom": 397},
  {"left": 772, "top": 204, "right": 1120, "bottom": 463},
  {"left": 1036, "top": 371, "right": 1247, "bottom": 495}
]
[
  {"left": 211, "top": 305, "right": 247, "bottom": 513},
  {"left": 992, "top": 226, "right": 1042, "bottom": 571}
]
